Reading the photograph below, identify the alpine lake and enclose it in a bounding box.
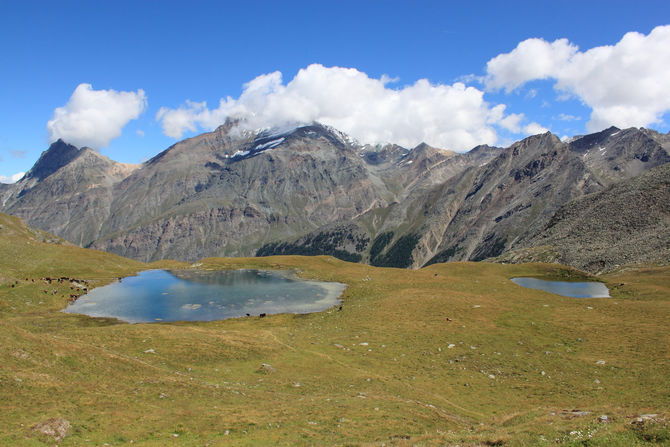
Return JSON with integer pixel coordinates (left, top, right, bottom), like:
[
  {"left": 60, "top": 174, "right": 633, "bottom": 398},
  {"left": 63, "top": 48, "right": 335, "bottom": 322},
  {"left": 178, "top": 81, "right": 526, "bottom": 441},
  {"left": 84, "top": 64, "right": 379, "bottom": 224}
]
[
  {"left": 63, "top": 269, "right": 346, "bottom": 323},
  {"left": 511, "top": 277, "right": 610, "bottom": 298}
]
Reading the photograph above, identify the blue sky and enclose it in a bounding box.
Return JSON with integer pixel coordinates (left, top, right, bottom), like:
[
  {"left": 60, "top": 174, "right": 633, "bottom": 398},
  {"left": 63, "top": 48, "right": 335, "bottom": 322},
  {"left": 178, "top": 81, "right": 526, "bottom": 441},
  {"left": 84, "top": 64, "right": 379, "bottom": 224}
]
[{"left": 1, "top": 0, "right": 669, "bottom": 182}]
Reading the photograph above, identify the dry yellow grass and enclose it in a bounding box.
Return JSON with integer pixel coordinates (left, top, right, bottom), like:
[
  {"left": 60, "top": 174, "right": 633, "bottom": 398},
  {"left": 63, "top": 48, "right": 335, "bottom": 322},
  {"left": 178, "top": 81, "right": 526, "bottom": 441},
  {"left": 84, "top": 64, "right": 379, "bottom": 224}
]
[{"left": 1, "top": 213, "right": 668, "bottom": 445}]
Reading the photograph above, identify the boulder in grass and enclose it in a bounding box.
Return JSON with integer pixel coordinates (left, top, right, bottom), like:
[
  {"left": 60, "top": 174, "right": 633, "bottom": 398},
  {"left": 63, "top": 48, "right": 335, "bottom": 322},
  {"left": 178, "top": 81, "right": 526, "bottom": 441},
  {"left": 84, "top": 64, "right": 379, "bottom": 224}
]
[
  {"left": 257, "top": 363, "right": 276, "bottom": 375},
  {"left": 32, "top": 417, "right": 71, "bottom": 442}
]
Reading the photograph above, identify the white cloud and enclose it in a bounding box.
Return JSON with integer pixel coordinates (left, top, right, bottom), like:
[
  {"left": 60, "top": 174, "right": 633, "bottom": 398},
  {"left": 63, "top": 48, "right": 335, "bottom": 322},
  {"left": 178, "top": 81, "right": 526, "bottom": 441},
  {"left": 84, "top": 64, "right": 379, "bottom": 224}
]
[
  {"left": 136, "top": 130, "right": 145, "bottom": 137},
  {"left": 525, "top": 89, "right": 538, "bottom": 99},
  {"left": 47, "top": 84, "right": 147, "bottom": 148},
  {"left": 486, "top": 25, "right": 670, "bottom": 132},
  {"left": 0, "top": 171, "right": 25, "bottom": 184},
  {"left": 156, "top": 64, "right": 535, "bottom": 151},
  {"left": 523, "top": 122, "right": 549, "bottom": 135},
  {"left": 556, "top": 113, "right": 581, "bottom": 121},
  {"left": 486, "top": 38, "right": 578, "bottom": 92},
  {"left": 380, "top": 74, "right": 400, "bottom": 84},
  {"left": 455, "top": 73, "right": 483, "bottom": 85},
  {"left": 497, "top": 113, "right": 525, "bottom": 133}
]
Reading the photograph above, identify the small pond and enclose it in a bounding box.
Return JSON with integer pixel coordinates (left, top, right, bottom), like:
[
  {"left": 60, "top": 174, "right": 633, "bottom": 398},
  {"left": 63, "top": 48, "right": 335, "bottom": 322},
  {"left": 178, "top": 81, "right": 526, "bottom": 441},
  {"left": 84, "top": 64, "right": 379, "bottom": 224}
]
[
  {"left": 511, "top": 277, "right": 610, "bottom": 298},
  {"left": 63, "top": 269, "right": 346, "bottom": 323}
]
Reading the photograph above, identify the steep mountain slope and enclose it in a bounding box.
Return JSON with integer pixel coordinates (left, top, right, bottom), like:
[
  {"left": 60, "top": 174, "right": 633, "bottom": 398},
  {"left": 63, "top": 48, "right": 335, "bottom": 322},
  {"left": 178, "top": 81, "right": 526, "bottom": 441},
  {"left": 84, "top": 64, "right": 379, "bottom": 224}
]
[
  {"left": 1, "top": 141, "right": 139, "bottom": 245},
  {"left": 568, "top": 126, "right": 670, "bottom": 184},
  {"left": 497, "top": 162, "right": 670, "bottom": 272},
  {"left": 2, "top": 123, "right": 394, "bottom": 261},
  {"left": 97, "top": 123, "right": 396, "bottom": 261},
  {"left": 420, "top": 133, "right": 602, "bottom": 265},
  {"left": 255, "top": 141, "right": 502, "bottom": 266},
  {"left": 418, "top": 128, "right": 668, "bottom": 269},
  {"left": 2, "top": 123, "right": 668, "bottom": 271},
  {"left": 258, "top": 127, "right": 669, "bottom": 271}
]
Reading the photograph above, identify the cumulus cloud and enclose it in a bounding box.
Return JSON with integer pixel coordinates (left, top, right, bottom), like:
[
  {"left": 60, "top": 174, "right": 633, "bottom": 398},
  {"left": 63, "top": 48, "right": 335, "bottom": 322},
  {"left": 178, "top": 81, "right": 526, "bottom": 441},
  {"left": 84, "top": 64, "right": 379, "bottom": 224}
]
[
  {"left": 486, "top": 25, "right": 670, "bottom": 131},
  {"left": 523, "top": 122, "right": 550, "bottom": 135},
  {"left": 486, "top": 38, "right": 578, "bottom": 92},
  {"left": 497, "top": 112, "right": 525, "bottom": 133},
  {"left": 156, "top": 64, "right": 536, "bottom": 151},
  {"left": 47, "top": 84, "right": 147, "bottom": 148},
  {"left": 0, "top": 171, "right": 25, "bottom": 184}
]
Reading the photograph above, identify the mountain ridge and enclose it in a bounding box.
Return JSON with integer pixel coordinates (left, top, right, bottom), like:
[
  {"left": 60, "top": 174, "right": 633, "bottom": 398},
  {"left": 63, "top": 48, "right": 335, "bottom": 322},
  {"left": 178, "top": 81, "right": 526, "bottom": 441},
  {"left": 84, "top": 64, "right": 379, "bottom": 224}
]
[{"left": 1, "top": 122, "right": 668, "bottom": 272}]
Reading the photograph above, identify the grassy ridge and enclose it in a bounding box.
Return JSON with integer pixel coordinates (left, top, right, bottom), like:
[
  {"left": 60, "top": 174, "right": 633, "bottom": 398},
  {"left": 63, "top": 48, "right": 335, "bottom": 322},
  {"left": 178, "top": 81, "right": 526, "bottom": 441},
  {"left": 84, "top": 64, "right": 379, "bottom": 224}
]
[{"left": 1, "top": 213, "right": 669, "bottom": 445}]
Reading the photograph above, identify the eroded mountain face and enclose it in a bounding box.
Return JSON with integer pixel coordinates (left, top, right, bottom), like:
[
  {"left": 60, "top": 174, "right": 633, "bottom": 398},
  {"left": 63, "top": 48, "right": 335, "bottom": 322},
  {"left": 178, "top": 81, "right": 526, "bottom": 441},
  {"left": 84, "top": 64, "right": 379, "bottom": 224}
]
[
  {"left": 2, "top": 122, "right": 668, "bottom": 272},
  {"left": 253, "top": 125, "right": 669, "bottom": 271}
]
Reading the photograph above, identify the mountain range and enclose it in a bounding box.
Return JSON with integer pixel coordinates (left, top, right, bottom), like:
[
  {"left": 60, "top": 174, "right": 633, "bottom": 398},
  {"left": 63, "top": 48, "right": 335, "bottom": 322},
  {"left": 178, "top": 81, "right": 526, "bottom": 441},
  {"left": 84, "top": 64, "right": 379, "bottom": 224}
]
[{"left": 1, "top": 121, "right": 668, "bottom": 273}]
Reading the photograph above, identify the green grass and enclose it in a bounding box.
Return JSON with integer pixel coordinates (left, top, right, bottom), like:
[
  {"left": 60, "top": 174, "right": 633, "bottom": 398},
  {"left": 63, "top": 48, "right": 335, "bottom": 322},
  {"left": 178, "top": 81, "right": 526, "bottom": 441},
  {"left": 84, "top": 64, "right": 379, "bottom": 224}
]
[{"left": 1, "top": 212, "right": 668, "bottom": 446}]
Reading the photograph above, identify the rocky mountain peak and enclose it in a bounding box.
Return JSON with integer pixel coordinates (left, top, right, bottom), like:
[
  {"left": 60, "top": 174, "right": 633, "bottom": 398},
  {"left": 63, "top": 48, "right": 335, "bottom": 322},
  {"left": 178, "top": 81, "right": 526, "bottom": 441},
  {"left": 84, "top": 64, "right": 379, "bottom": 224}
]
[
  {"left": 360, "top": 143, "right": 409, "bottom": 166},
  {"left": 24, "top": 139, "right": 80, "bottom": 182},
  {"left": 519, "top": 131, "right": 561, "bottom": 147},
  {"left": 568, "top": 126, "right": 621, "bottom": 152},
  {"left": 467, "top": 144, "right": 501, "bottom": 161},
  {"left": 499, "top": 132, "right": 563, "bottom": 165},
  {"left": 410, "top": 142, "right": 455, "bottom": 157},
  {"left": 412, "top": 142, "right": 434, "bottom": 152}
]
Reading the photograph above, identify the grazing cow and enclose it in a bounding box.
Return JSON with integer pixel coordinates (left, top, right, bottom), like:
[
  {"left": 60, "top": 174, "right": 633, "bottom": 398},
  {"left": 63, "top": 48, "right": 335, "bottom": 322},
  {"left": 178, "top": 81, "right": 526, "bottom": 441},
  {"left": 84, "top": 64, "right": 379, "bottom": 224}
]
[{"left": 259, "top": 313, "right": 266, "bottom": 318}]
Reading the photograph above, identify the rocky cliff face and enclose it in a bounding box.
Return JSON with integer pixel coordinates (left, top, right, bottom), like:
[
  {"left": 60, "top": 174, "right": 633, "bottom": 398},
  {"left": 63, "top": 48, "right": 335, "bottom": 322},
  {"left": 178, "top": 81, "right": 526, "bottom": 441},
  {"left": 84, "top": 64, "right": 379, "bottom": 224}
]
[{"left": 2, "top": 122, "right": 668, "bottom": 272}]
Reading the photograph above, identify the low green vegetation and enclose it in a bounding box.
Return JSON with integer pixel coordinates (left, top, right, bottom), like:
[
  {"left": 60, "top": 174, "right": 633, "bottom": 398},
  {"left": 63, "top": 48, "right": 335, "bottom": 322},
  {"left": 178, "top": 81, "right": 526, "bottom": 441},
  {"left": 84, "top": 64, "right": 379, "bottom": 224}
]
[
  {"left": 256, "top": 229, "right": 368, "bottom": 263},
  {"left": 369, "top": 231, "right": 394, "bottom": 261},
  {"left": 1, "top": 212, "right": 668, "bottom": 446},
  {"left": 471, "top": 234, "right": 508, "bottom": 262},
  {"left": 371, "top": 233, "right": 420, "bottom": 268}
]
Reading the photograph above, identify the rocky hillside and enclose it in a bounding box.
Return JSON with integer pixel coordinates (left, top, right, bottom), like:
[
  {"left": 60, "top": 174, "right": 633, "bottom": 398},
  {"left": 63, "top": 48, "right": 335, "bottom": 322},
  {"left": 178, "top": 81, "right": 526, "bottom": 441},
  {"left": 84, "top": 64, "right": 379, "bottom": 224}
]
[
  {"left": 259, "top": 126, "right": 669, "bottom": 271},
  {"left": 1, "top": 140, "right": 139, "bottom": 246},
  {"left": 496, "top": 162, "right": 670, "bottom": 273},
  {"left": 1, "top": 122, "right": 668, "bottom": 272}
]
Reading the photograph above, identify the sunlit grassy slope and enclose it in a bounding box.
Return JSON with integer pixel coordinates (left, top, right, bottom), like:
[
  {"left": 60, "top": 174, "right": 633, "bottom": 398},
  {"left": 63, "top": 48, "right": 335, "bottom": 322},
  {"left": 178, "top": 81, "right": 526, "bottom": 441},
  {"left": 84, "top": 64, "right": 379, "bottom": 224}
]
[{"left": 1, "top": 212, "right": 668, "bottom": 446}]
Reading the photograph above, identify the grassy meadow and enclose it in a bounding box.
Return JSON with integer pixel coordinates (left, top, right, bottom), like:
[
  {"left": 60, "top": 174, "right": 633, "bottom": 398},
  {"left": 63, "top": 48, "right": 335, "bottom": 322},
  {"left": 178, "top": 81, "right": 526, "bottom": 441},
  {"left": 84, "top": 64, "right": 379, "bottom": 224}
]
[{"left": 1, "top": 212, "right": 669, "bottom": 446}]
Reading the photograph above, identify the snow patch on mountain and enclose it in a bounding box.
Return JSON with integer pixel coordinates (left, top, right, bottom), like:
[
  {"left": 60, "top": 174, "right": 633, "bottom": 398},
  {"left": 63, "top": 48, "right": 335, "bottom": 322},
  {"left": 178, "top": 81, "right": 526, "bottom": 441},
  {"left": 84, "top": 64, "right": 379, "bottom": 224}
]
[{"left": 255, "top": 138, "right": 285, "bottom": 151}]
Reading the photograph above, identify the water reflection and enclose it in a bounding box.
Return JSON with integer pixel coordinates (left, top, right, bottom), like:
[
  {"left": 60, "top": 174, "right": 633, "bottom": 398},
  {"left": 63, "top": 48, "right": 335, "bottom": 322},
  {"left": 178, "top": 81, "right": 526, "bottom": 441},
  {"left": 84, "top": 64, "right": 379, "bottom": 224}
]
[{"left": 64, "top": 269, "right": 345, "bottom": 323}]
